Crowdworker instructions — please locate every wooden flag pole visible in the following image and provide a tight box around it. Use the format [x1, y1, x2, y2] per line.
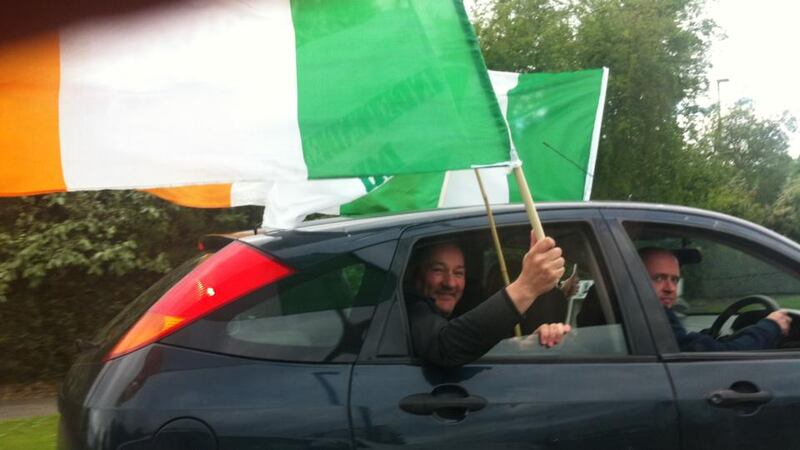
[473, 168, 522, 337]
[512, 165, 545, 241]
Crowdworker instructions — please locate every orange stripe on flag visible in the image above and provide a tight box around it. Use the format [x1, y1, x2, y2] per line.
[0, 32, 65, 196]
[144, 184, 233, 208]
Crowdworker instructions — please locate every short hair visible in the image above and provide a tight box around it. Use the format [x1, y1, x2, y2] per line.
[638, 247, 677, 263]
[638, 246, 702, 266]
[417, 242, 462, 265]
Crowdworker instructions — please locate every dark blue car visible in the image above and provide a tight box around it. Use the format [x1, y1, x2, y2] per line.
[58, 202, 800, 449]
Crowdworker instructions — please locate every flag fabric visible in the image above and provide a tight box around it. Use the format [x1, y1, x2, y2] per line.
[0, 0, 510, 197]
[144, 68, 609, 227]
[504, 68, 608, 202]
[343, 68, 609, 215]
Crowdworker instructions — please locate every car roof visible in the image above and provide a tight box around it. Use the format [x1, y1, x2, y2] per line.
[227, 201, 800, 254]
[278, 201, 757, 232]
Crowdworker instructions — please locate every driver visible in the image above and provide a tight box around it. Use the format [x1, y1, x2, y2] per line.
[640, 247, 791, 351]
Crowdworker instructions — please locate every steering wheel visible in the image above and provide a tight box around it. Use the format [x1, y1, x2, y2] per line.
[709, 295, 779, 338]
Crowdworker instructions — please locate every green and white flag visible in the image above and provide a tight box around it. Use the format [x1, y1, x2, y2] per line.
[0, 0, 509, 197]
[340, 68, 609, 215]
[170, 68, 608, 227]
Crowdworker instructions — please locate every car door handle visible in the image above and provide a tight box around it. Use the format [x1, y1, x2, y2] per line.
[399, 392, 487, 415]
[707, 389, 772, 407]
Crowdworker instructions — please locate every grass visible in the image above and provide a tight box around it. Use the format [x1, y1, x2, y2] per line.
[776, 295, 800, 310]
[0, 415, 58, 450]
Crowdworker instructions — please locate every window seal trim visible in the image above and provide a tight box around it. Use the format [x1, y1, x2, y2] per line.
[363, 354, 660, 365]
[661, 350, 800, 362]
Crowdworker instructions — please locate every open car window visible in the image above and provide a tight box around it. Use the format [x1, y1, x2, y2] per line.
[624, 222, 800, 351]
[403, 222, 630, 360]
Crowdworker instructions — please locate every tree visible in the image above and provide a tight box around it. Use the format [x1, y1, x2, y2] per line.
[473, 0, 579, 73]
[711, 99, 796, 205]
[474, 0, 716, 203]
[0, 191, 260, 381]
[0, 191, 260, 302]
[769, 169, 800, 242]
[572, 0, 714, 202]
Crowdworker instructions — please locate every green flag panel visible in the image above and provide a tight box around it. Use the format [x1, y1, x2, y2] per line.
[291, 0, 510, 178]
[508, 69, 606, 202]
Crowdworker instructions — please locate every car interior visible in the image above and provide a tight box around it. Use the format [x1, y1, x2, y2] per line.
[625, 222, 800, 349]
[403, 223, 630, 358]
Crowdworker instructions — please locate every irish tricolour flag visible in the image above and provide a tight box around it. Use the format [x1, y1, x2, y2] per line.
[145, 68, 609, 227]
[0, 1, 510, 197]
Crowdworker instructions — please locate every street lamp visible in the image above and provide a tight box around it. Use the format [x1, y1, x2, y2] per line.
[716, 78, 729, 114]
[715, 78, 729, 152]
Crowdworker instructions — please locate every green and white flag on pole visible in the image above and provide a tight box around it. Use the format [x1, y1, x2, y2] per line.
[0, 1, 509, 198]
[168, 67, 609, 227]
[339, 68, 609, 215]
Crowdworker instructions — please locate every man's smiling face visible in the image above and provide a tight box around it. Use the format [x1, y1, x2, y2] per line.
[416, 244, 465, 317]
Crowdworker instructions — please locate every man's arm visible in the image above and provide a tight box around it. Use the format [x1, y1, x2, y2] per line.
[667, 308, 789, 352]
[409, 233, 567, 366]
[407, 289, 521, 367]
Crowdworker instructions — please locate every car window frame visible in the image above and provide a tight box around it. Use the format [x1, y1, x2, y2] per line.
[358, 207, 661, 365]
[603, 207, 800, 361]
[163, 241, 398, 364]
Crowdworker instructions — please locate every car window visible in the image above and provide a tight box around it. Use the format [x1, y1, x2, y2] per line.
[401, 222, 630, 360]
[624, 222, 800, 349]
[163, 251, 389, 363]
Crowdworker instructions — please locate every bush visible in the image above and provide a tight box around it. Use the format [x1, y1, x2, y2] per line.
[0, 191, 261, 382]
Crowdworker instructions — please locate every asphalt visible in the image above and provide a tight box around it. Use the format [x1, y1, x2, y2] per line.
[0, 397, 58, 420]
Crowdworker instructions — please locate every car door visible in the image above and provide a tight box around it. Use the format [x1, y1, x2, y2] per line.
[151, 241, 397, 449]
[350, 208, 680, 449]
[604, 207, 800, 450]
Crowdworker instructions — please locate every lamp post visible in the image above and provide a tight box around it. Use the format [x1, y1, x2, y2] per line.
[715, 78, 729, 152]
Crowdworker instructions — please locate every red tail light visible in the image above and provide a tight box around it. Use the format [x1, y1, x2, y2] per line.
[105, 242, 294, 361]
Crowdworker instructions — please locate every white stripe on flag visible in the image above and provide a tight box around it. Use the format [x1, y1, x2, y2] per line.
[231, 181, 273, 208]
[58, 0, 306, 190]
[262, 178, 367, 229]
[438, 167, 510, 208]
[436, 70, 520, 209]
[584, 67, 609, 200]
[488, 71, 520, 122]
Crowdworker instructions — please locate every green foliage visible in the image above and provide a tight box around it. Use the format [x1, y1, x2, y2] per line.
[683, 100, 797, 229]
[769, 173, 800, 242]
[714, 99, 796, 204]
[575, 0, 714, 202]
[0, 191, 260, 381]
[473, 0, 580, 72]
[0, 191, 259, 302]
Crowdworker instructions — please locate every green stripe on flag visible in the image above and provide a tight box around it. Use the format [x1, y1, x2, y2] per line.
[341, 172, 444, 215]
[290, 0, 510, 178]
[339, 68, 608, 215]
[507, 69, 606, 202]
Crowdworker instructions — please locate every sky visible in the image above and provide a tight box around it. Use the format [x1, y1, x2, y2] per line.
[704, 0, 800, 157]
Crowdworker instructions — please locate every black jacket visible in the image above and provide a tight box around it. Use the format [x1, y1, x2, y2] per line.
[666, 308, 781, 351]
[406, 289, 522, 367]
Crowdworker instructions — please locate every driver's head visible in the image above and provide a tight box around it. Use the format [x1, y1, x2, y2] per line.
[414, 243, 465, 317]
[639, 248, 681, 308]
